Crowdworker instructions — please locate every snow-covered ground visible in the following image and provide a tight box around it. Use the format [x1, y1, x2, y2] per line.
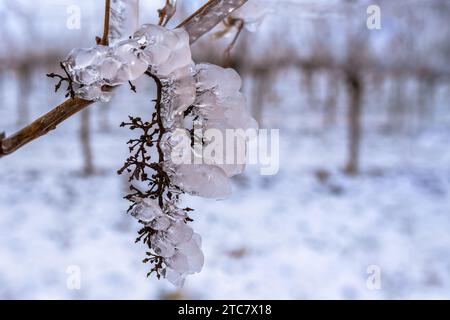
[0, 68, 449, 299]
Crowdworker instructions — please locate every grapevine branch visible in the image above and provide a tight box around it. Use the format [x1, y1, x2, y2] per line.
[223, 17, 245, 67]
[117, 72, 169, 209]
[98, 0, 111, 45]
[0, 0, 248, 158]
[158, 0, 177, 27]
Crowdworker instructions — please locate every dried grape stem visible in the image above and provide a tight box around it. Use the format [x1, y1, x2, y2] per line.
[146, 72, 166, 161]
[146, 71, 167, 208]
[118, 73, 172, 279]
[223, 17, 244, 67]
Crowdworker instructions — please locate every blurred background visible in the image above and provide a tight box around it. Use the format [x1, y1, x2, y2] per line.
[0, 0, 449, 299]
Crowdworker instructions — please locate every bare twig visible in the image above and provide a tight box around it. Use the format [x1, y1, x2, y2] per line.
[177, 0, 248, 44]
[46, 62, 76, 98]
[0, 0, 248, 158]
[223, 17, 244, 67]
[158, 0, 177, 26]
[101, 0, 111, 45]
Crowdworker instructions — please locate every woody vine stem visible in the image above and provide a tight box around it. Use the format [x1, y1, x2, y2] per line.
[0, 0, 249, 157]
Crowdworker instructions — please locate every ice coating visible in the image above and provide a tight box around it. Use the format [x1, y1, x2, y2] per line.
[160, 61, 258, 186]
[109, 0, 140, 45]
[172, 162, 232, 199]
[163, 230, 205, 286]
[130, 206, 204, 287]
[230, 0, 270, 32]
[195, 63, 242, 95]
[129, 198, 163, 222]
[63, 24, 195, 103]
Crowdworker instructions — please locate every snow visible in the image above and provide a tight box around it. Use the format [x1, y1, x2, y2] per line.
[0, 69, 449, 298]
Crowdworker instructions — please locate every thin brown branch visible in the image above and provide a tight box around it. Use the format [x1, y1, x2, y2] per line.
[177, 0, 248, 44]
[145, 71, 166, 208]
[158, 0, 177, 27]
[146, 72, 166, 162]
[101, 0, 111, 45]
[223, 17, 244, 67]
[0, 0, 248, 158]
[0, 98, 91, 156]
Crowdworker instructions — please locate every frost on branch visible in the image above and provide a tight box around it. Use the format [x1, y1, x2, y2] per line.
[55, 23, 257, 287]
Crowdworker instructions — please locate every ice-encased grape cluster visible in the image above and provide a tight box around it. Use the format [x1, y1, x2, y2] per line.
[62, 23, 257, 286]
[130, 198, 204, 287]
